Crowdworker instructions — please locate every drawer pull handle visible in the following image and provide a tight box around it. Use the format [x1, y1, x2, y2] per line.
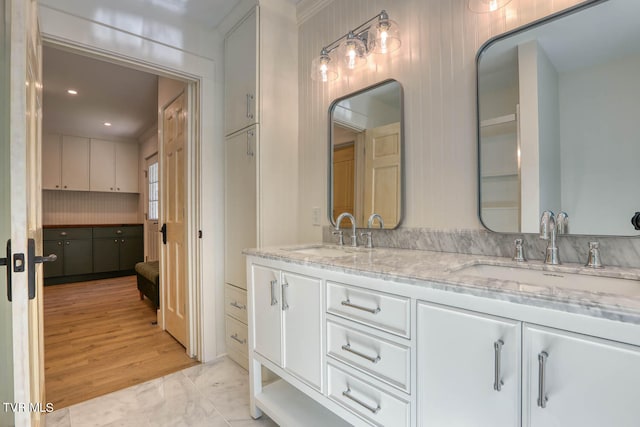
[270, 279, 278, 306]
[537, 351, 549, 408]
[342, 388, 380, 414]
[281, 282, 289, 311]
[494, 340, 504, 392]
[230, 333, 246, 344]
[230, 301, 246, 310]
[341, 344, 380, 364]
[341, 299, 380, 314]
[60, 232, 67, 236]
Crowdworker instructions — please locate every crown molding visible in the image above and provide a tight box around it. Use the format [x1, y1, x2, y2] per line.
[296, 0, 334, 25]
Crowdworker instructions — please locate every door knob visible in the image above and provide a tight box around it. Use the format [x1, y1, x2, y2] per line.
[0, 239, 56, 301]
[160, 224, 167, 245]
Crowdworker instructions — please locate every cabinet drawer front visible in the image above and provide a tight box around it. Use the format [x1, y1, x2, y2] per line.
[328, 364, 409, 427]
[43, 227, 92, 241]
[327, 321, 410, 392]
[225, 315, 248, 357]
[93, 226, 142, 238]
[327, 282, 410, 337]
[225, 284, 248, 324]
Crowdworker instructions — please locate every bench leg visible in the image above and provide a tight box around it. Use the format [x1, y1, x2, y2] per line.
[139, 290, 144, 300]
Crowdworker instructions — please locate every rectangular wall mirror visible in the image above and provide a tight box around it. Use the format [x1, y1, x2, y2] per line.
[329, 79, 404, 229]
[477, 0, 640, 236]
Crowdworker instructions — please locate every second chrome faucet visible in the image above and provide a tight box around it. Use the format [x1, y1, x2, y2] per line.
[334, 212, 384, 248]
[539, 210, 568, 265]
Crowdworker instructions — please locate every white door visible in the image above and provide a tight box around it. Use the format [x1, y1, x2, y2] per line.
[250, 264, 281, 365]
[224, 127, 257, 290]
[161, 92, 188, 346]
[417, 302, 521, 427]
[1, 1, 45, 426]
[363, 122, 401, 227]
[282, 272, 322, 390]
[524, 324, 640, 427]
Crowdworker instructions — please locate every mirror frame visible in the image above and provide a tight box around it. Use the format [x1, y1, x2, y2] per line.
[475, 0, 617, 235]
[328, 79, 405, 228]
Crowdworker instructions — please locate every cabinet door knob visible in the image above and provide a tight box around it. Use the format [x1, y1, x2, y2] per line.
[64, 185, 67, 189]
[55, 185, 59, 188]
[65, 241, 70, 245]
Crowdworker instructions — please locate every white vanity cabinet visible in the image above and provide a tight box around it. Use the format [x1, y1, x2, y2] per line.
[250, 264, 323, 390]
[523, 324, 640, 427]
[416, 302, 521, 427]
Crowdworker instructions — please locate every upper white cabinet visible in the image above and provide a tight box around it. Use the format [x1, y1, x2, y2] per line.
[42, 134, 90, 191]
[523, 324, 640, 427]
[224, 9, 257, 136]
[90, 139, 139, 193]
[417, 302, 521, 427]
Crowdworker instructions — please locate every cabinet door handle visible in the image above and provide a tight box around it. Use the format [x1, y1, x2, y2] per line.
[342, 388, 380, 414]
[341, 343, 380, 364]
[57, 241, 62, 246]
[114, 239, 118, 243]
[537, 351, 549, 408]
[246, 93, 254, 119]
[230, 333, 246, 344]
[341, 298, 380, 314]
[65, 241, 70, 245]
[281, 282, 289, 311]
[230, 301, 246, 310]
[246, 130, 255, 157]
[494, 340, 504, 391]
[269, 279, 278, 306]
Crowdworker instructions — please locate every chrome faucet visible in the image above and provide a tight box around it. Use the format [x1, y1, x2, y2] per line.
[360, 213, 384, 248]
[335, 212, 358, 247]
[539, 210, 568, 265]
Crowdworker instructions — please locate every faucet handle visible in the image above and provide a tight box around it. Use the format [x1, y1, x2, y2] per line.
[512, 239, 526, 262]
[585, 241, 604, 269]
[332, 230, 344, 246]
[556, 211, 569, 234]
[360, 231, 373, 249]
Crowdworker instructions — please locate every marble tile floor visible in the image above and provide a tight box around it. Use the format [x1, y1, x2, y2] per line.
[45, 357, 278, 427]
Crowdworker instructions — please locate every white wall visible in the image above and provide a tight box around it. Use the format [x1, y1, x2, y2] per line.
[297, 0, 583, 242]
[559, 54, 640, 235]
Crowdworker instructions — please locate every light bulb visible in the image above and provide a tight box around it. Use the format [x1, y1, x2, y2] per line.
[379, 29, 389, 54]
[320, 61, 329, 82]
[489, 0, 498, 11]
[346, 42, 357, 69]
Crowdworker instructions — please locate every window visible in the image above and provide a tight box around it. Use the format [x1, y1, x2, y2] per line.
[148, 161, 159, 221]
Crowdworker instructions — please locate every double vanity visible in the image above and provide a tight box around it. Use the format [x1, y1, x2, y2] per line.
[244, 244, 640, 427]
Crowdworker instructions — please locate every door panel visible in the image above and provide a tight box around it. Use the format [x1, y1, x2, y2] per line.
[93, 238, 120, 273]
[119, 237, 143, 271]
[63, 239, 93, 276]
[251, 265, 281, 365]
[162, 92, 187, 347]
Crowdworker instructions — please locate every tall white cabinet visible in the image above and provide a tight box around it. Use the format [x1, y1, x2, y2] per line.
[223, 1, 298, 370]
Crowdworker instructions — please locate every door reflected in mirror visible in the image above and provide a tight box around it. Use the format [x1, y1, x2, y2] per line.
[329, 80, 403, 229]
[477, 0, 640, 236]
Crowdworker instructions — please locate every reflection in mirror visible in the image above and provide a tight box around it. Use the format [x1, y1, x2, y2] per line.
[477, 0, 640, 236]
[329, 80, 403, 229]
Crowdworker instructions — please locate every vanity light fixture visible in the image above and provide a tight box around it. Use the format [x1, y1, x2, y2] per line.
[310, 10, 401, 82]
[468, 0, 513, 13]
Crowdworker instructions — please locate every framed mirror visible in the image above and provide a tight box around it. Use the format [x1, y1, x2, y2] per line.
[477, 0, 640, 236]
[329, 79, 404, 229]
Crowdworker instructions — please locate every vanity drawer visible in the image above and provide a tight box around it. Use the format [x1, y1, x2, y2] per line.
[43, 227, 92, 241]
[327, 282, 410, 337]
[327, 320, 410, 392]
[327, 363, 409, 427]
[225, 283, 248, 324]
[225, 315, 248, 361]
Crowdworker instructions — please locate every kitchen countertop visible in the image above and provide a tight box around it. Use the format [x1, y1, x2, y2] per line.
[244, 244, 640, 325]
[43, 224, 143, 228]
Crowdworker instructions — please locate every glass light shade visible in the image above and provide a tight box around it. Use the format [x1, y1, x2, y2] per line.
[311, 53, 338, 82]
[468, 0, 513, 13]
[337, 34, 367, 70]
[369, 18, 401, 54]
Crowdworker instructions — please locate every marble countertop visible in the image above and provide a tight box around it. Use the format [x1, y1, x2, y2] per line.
[244, 244, 640, 325]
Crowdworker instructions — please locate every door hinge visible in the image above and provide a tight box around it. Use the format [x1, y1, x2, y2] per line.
[198, 230, 203, 239]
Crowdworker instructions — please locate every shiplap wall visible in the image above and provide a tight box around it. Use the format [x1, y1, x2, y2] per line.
[42, 190, 140, 225]
[297, 0, 582, 242]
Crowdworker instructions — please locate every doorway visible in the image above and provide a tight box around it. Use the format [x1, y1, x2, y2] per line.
[41, 44, 200, 408]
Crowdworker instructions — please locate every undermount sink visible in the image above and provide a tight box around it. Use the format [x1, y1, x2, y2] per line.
[457, 264, 640, 297]
[284, 245, 357, 258]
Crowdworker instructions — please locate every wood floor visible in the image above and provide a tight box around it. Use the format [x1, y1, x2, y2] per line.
[44, 276, 199, 409]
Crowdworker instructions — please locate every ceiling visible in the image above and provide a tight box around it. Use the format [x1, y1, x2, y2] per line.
[43, 45, 159, 141]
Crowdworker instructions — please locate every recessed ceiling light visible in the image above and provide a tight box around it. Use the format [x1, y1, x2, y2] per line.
[67, 89, 78, 95]
[104, 122, 112, 127]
